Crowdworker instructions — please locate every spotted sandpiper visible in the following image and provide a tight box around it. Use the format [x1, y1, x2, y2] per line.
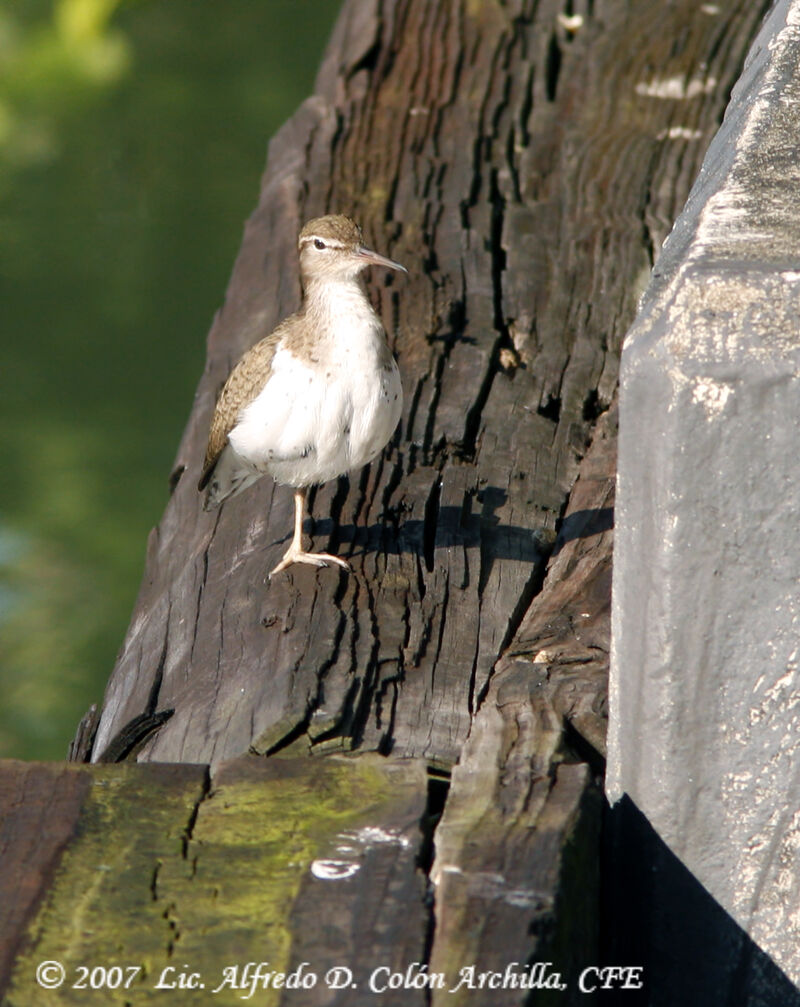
[198, 215, 406, 576]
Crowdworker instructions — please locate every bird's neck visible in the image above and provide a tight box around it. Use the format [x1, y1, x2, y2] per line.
[300, 275, 380, 341]
[302, 273, 369, 308]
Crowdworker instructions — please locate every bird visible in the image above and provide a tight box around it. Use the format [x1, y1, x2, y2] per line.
[198, 214, 406, 577]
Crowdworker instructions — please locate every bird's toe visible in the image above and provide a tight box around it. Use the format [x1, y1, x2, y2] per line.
[269, 549, 350, 577]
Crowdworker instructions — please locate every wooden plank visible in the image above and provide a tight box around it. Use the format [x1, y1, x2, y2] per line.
[1, 760, 207, 1004]
[2, 756, 429, 1007]
[266, 755, 431, 1007]
[431, 758, 599, 1007]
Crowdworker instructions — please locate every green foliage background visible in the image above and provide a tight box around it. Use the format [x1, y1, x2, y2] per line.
[0, 0, 340, 759]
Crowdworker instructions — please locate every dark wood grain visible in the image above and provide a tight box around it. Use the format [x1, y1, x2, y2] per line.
[83, 0, 766, 773]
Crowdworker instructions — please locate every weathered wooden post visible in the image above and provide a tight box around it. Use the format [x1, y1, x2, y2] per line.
[608, 0, 800, 1001]
[0, 1, 775, 1004]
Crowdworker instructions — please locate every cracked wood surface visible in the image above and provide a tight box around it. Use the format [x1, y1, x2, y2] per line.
[0, 760, 209, 1004]
[80, 0, 766, 772]
[0, 756, 429, 1007]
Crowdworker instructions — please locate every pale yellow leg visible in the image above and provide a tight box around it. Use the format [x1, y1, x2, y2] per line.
[269, 488, 351, 577]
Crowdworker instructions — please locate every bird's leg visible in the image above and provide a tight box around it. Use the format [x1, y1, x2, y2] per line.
[269, 487, 351, 577]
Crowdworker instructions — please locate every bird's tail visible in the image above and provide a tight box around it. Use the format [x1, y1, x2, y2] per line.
[200, 444, 260, 511]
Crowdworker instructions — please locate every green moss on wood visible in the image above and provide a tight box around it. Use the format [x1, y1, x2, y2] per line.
[5, 755, 424, 1007]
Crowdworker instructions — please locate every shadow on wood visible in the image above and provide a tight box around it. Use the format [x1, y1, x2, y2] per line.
[605, 795, 800, 1006]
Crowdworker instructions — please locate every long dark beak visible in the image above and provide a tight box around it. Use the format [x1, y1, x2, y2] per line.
[356, 245, 408, 274]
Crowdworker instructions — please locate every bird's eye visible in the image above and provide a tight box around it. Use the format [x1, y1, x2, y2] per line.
[314, 238, 326, 250]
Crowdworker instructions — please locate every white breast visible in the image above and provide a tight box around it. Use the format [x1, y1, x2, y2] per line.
[227, 287, 402, 488]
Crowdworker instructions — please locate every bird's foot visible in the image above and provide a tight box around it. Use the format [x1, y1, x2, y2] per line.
[269, 547, 351, 578]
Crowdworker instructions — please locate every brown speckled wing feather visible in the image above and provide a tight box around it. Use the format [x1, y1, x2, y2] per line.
[198, 323, 287, 489]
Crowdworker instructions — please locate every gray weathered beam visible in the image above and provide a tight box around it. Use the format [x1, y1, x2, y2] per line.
[609, 0, 800, 994]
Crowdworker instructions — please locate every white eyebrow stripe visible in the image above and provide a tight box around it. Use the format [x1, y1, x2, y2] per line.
[299, 235, 347, 249]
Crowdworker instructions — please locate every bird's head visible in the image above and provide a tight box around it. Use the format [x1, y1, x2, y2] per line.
[298, 215, 407, 284]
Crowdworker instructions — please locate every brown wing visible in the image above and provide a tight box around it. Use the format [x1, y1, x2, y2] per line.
[197, 324, 287, 490]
